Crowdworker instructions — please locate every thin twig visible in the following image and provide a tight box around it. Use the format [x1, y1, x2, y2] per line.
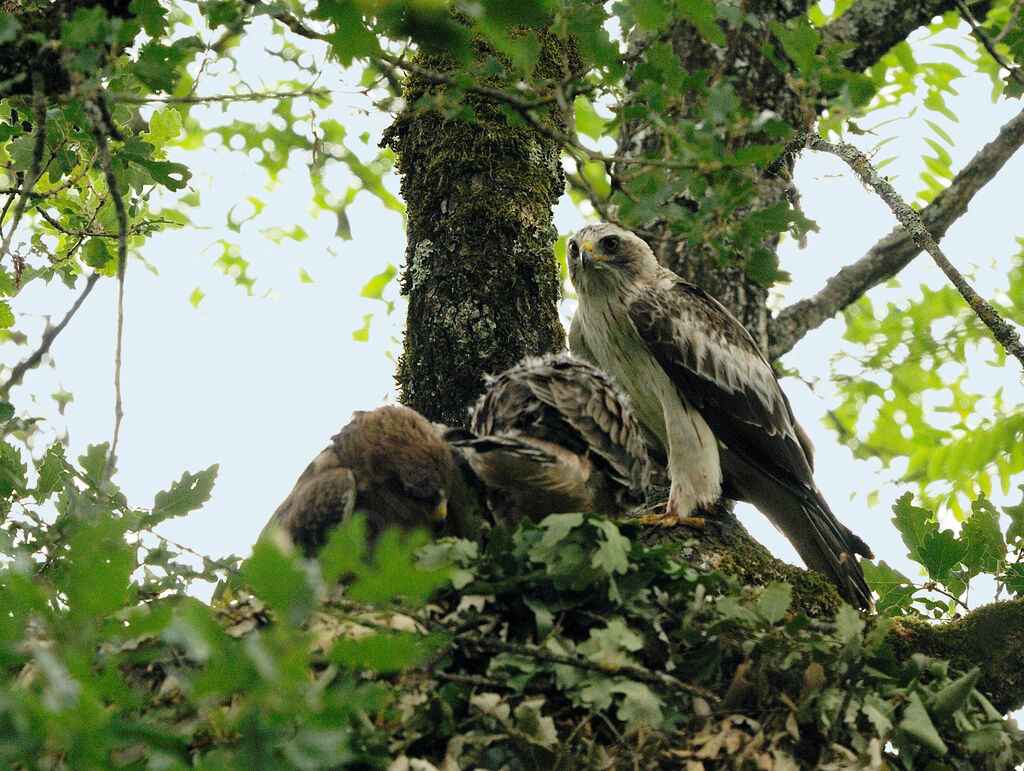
[84, 97, 128, 489]
[777, 132, 1024, 371]
[0, 273, 101, 398]
[0, 152, 98, 198]
[770, 106, 1024, 360]
[0, 78, 47, 264]
[108, 87, 331, 105]
[920, 580, 972, 613]
[433, 671, 511, 689]
[954, 0, 1024, 87]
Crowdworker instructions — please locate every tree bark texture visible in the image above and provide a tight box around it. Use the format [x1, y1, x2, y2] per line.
[383, 37, 574, 426]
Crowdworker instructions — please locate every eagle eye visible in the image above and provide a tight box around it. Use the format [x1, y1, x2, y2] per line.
[599, 235, 621, 253]
[567, 241, 579, 260]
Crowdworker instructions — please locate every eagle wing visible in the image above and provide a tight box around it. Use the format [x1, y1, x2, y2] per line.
[628, 275, 873, 607]
[627, 275, 813, 488]
[472, 353, 649, 502]
[260, 444, 357, 556]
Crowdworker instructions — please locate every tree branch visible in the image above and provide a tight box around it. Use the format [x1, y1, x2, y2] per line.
[954, 0, 1024, 87]
[888, 599, 1024, 713]
[781, 132, 1024, 369]
[770, 106, 1024, 359]
[821, 0, 993, 74]
[84, 97, 127, 490]
[0, 77, 46, 265]
[0, 273, 100, 398]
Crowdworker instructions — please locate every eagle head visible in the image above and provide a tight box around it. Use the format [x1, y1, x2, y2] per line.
[336, 405, 454, 526]
[567, 223, 658, 293]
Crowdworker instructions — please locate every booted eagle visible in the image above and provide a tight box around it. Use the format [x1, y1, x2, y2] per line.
[448, 353, 650, 529]
[261, 405, 468, 554]
[567, 223, 874, 608]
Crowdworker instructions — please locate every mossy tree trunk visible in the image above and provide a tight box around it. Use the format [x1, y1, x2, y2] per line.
[383, 37, 575, 426]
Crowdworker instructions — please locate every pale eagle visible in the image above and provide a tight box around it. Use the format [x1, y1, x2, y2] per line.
[447, 353, 650, 529]
[567, 222, 874, 608]
[260, 405, 463, 554]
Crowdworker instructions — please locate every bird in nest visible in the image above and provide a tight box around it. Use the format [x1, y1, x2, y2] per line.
[566, 222, 874, 609]
[446, 352, 651, 531]
[260, 404, 482, 555]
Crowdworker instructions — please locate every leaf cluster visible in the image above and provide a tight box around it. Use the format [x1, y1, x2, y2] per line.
[869, 488, 1024, 617]
[0, 429, 451, 767]
[833, 241, 1024, 517]
[2, 423, 1023, 768]
[389, 515, 1024, 768]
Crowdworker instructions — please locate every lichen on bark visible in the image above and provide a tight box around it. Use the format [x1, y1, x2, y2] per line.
[382, 32, 577, 426]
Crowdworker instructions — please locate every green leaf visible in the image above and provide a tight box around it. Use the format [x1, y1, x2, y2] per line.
[756, 582, 792, 624]
[242, 539, 323, 627]
[916, 528, 966, 582]
[145, 108, 183, 145]
[319, 513, 368, 585]
[530, 513, 585, 563]
[891, 493, 937, 564]
[862, 560, 916, 614]
[62, 6, 112, 49]
[631, 0, 672, 30]
[0, 441, 28, 498]
[897, 691, 948, 757]
[574, 97, 608, 140]
[0, 401, 13, 422]
[591, 519, 630, 576]
[347, 527, 450, 606]
[771, 18, 820, 75]
[1004, 486, 1024, 546]
[926, 667, 980, 720]
[612, 680, 664, 729]
[83, 238, 114, 272]
[148, 465, 218, 522]
[129, 0, 169, 36]
[513, 698, 558, 747]
[330, 631, 441, 674]
[352, 313, 373, 342]
[677, 0, 726, 46]
[0, 14, 20, 45]
[316, 0, 381, 66]
[0, 300, 15, 329]
[1003, 562, 1024, 597]
[34, 444, 67, 502]
[64, 516, 135, 618]
[359, 264, 397, 301]
[833, 603, 864, 642]
[961, 496, 1006, 575]
[578, 618, 643, 664]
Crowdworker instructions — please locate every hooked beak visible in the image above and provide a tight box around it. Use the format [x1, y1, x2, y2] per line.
[432, 492, 448, 522]
[580, 240, 608, 268]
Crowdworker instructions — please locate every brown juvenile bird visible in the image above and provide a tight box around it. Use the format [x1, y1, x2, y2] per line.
[448, 353, 650, 529]
[260, 405, 469, 555]
[566, 222, 874, 609]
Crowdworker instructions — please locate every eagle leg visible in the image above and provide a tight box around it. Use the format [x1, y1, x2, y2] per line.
[633, 500, 707, 529]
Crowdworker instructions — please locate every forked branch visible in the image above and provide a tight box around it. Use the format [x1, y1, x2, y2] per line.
[770, 122, 1024, 366]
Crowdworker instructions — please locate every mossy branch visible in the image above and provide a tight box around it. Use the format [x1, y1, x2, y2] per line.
[887, 599, 1024, 713]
